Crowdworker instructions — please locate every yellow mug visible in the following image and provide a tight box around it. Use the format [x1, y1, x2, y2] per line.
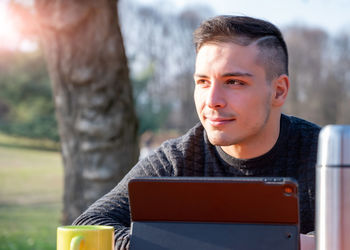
[57, 225, 114, 250]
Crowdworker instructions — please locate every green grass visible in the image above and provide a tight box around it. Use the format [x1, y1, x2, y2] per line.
[0, 204, 61, 250]
[0, 144, 63, 250]
[0, 132, 60, 152]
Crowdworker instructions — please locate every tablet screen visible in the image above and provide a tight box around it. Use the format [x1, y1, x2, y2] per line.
[128, 177, 299, 225]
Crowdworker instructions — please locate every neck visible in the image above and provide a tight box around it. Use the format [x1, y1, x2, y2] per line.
[221, 113, 281, 159]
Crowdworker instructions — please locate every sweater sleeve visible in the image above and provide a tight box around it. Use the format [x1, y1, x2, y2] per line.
[72, 146, 175, 249]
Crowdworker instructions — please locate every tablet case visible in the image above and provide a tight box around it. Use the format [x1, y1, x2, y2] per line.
[128, 177, 299, 250]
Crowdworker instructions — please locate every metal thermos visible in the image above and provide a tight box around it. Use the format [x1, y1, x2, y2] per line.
[316, 125, 350, 250]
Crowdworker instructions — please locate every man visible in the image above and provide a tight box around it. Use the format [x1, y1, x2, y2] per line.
[74, 15, 319, 249]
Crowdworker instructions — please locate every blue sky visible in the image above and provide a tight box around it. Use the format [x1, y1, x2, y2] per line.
[136, 0, 350, 35]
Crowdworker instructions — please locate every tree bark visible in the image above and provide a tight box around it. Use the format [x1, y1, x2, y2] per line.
[35, 0, 139, 224]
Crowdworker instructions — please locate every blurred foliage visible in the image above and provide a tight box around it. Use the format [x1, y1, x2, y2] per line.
[120, 2, 210, 133]
[0, 46, 173, 141]
[132, 64, 171, 134]
[0, 46, 172, 140]
[0, 49, 59, 141]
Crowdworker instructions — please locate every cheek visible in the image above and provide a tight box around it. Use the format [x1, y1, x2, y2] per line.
[226, 94, 249, 113]
[194, 88, 204, 111]
[230, 90, 270, 117]
[244, 92, 272, 122]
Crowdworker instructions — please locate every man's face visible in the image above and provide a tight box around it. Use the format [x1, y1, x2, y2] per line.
[194, 42, 275, 147]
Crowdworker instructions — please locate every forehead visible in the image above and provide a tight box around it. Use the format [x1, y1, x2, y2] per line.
[195, 42, 264, 76]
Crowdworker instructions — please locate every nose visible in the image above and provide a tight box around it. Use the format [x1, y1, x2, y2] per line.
[205, 82, 226, 109]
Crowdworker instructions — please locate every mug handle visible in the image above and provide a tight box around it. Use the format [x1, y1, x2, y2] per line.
[70, 235, 84, 250]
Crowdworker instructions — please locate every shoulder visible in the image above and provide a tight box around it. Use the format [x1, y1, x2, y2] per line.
[149, 123, 208, 176]
[139, 123, 205, 169]
[281, 114, 321, 162]
[281, 114, 320, 167]
[282, 114, 321, 137]
[160, 122, 205, 155]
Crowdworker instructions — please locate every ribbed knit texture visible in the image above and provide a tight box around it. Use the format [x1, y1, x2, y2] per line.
[73, 114, 320, 249]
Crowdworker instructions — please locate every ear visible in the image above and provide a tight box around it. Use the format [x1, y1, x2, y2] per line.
[271, 74, 289, 107]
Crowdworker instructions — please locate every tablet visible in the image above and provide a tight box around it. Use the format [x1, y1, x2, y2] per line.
[129, 177, 299, 224]
[129, 177, 299, 250]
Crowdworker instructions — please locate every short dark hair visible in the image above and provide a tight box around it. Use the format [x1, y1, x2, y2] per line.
[193, 15, 289, 80]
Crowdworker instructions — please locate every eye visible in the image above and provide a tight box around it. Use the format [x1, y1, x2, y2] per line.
[226, 79, 245, 86]
[196, 79, 210, 86]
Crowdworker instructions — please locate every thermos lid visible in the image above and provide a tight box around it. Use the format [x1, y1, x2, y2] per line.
[317, 125, 350, 166]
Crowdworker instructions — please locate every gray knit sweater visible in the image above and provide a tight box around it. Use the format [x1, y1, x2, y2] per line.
[73, 114, 320, 249]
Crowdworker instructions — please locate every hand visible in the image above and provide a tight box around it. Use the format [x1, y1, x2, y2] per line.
[300, 233, 315, 250]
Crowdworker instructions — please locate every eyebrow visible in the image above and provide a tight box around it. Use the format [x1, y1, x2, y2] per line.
[194, 72, 254, 78]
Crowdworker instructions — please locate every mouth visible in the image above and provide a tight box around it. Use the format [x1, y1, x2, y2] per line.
[205, 117, 236, 127]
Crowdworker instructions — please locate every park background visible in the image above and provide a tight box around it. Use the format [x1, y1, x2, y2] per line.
[0, 0, 349, 249]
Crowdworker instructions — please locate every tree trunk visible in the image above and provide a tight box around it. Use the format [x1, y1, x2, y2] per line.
[35, 0, 139, 224]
